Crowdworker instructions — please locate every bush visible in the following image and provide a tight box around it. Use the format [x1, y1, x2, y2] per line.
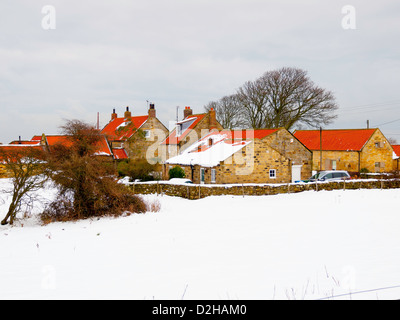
[169, 166, 185, 179]
[41, 120, 148, 223]
[117, 159, 160, 181]
[40, 186, 148, 224]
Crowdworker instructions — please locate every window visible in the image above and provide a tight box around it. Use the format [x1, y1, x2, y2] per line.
[200, 168, 205, 184]
[333, 172, 344, 178]
[176, 118, 196, 137]
[143, 130, 151, 139]
[269, 169, 276, 179]
[211, 169, 216, 183]
[331, 160, 337, 170]
[324, 173, 334, 179]
[375, 141, 385, 148]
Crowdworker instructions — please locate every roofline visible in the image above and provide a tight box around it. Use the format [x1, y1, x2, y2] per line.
[293, 128, 378, 132]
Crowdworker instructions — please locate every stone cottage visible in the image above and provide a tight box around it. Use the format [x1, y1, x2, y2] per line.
[160, 107, 224, 161]
[294, 128, 394, 173]
[101, 104, 169, 163]
[164, 128, 312, 184]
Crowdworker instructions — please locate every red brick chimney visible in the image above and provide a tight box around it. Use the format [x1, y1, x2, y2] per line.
[111, 108, 118, 121]
[183, 106, 193, 119]
[124, 106, 132, 121]
[148, 103, 156, 118]
[209, 107, 217, 129]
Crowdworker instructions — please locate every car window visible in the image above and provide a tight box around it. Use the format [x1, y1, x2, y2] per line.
[324, 173, 334, 179]
[333, 172, 343, 178]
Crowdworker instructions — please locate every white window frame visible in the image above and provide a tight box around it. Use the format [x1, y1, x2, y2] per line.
[211, 169, 216, 183]
[143, 130, 151, 139]
[200, 168, 205, 184]
[269, 169, 277, 179]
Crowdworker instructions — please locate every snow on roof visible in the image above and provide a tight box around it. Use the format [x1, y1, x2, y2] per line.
[392, 145, 400, 159]
[165, 131, 252, 167]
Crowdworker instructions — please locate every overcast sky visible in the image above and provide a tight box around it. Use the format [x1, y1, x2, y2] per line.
[1, 0, 400, 144]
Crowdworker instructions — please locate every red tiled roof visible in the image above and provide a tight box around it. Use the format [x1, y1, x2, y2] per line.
[230, 129, 279, 140]
[112, 148, 128, 160]
[163, 114, 206, 145]
[294, 129, 376, 151]
[9, 140, 40, 145]
[392, 145, 400, 158]
[101, 116, 149, 141]
[44, 135, 112, 156]
[0, 145, 45, 162]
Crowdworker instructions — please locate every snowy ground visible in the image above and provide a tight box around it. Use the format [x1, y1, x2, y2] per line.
[1, 178, 400, 300]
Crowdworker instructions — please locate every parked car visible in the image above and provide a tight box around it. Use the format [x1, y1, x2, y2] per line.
[308, 170, 351, 182]
[168, 178, 193, 184]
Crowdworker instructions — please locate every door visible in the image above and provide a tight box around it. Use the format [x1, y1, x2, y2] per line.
[291, 165, 303, 183]
[200, 168, 205, 184]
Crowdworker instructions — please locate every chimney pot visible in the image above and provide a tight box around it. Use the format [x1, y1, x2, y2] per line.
[124, 106, 132, 120]
[111, 108, 118, 120]
[183, 106, 193, 119]
[209, 107, 217, 129]
[149, 103, 156, 118]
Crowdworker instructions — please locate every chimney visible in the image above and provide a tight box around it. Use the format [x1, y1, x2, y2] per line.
[209, 107, 217, 129]
[111, 108, 117, 121]
[183, 106, 193, 119]
[148, 103, 156, 118]
[208, 138, 213, 147]
[124, 106, 132, 121]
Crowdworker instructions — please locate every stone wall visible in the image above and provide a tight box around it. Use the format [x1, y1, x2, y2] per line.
[129, 179, 400, 200]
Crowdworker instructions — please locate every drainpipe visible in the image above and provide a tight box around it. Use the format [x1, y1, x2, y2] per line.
[320, 127, 323, 171]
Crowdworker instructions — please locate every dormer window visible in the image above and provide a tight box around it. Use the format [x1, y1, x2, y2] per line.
[176, 118, 195, 138]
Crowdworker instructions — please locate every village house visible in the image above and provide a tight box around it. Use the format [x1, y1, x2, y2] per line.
[294, 128, 394, 173]
[164, 128, 312, 184]
[160, 107, 224, 161]
[101, 104, 169, 163]
[392, 145, 400, 172]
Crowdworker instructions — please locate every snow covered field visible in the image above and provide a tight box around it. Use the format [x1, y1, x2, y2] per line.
[1, 178, 400, 300]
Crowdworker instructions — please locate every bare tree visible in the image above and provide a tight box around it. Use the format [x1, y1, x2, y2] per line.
[205, 94, 246, 129]
[0, 147, 48, 225]
[207, 67, 338, 130]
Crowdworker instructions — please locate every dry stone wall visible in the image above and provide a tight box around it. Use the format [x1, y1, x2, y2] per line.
[129, 179, 400, 200]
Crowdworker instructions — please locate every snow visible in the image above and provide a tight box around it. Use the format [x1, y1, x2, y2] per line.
[1, 178, 400, 300]
[166, 132, 252, 167]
